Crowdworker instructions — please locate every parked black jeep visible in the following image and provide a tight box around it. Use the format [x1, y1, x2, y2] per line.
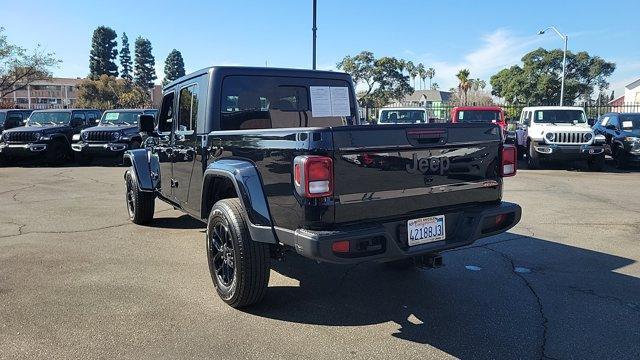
[593, 112, 640, 168]
[124, 66, 521, 308]
[72, 109, 158, 165]
[0, 109, 33, 132]
[0, 109, 100, 165]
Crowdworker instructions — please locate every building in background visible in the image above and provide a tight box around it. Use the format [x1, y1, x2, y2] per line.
[0, 77, 162, 110]
[388, 90, 453, 119]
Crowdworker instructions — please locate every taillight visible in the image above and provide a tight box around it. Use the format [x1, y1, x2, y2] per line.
[293, 155, 333, 198]
[501, 145, 517, 177]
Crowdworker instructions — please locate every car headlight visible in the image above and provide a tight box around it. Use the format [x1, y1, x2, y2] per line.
[544, 132, 555, 142]
[625, 137, 639, 143]
[82, 131, 89, 140]
[72, 134, 81, 141]
[584, 132, 593, 142]
[112, 131, 122, 141]
[33, 132, 42, 141]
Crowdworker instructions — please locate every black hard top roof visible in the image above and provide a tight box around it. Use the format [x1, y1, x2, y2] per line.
[163, 66, 351, 90]
[31, 109, 101, 113]
[103, 108, 157, 112]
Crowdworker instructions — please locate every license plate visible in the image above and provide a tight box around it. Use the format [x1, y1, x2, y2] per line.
[407, 215, 446, 246]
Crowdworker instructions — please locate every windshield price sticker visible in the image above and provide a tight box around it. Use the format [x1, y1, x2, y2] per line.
[104, 113, 119, 121]
[622, 121, 633, 129]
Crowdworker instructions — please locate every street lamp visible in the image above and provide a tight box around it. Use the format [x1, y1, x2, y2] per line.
[312, 0, 317, 70]
[538, 26, 568, 106]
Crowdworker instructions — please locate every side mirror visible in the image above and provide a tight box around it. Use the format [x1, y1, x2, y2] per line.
[138, 114, 155, 134]
[4, 116, 22, 130]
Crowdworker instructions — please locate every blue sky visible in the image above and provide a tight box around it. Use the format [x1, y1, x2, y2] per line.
[4, 0, 639, 96]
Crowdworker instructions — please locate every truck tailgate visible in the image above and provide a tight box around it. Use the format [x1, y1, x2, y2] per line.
[331, 124, 503, 225]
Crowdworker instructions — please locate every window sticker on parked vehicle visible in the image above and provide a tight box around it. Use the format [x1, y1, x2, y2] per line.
[310, 86, 351, 117]
[538, 112, 544, 120]
[104, 113, 119, 121]
[600, 116, 609, 126]
[459, 111, 464, 119]
[622, 121, 633, 129]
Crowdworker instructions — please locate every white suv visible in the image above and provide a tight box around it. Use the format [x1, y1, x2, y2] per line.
[516, 106, 605, 170]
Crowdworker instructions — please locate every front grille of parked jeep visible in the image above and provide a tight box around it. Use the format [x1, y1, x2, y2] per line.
[549, 132, 590, 144]
[4, 131, 38, 143]
[85, 131, 114, 142]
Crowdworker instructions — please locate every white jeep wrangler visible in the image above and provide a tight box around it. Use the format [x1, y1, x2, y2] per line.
[516, 106, 605, 170]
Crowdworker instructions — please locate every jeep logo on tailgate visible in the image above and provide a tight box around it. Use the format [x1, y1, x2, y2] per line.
[406, 154, 450, 175]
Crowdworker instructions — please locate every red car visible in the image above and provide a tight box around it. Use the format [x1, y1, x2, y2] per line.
[450, 106, 507, 132]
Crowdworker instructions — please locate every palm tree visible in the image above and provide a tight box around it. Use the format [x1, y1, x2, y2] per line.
[405, 61, 417, 89]
[416, 63, 426, 90]
[426, 67, 435, 89]
[472, 78, 486, 91]
[431, 82, 439, 90]
[456, 69, 472, 105]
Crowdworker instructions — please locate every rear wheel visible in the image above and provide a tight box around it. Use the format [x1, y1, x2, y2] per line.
[46, 140, 68, 166]
[206, 198, 270, 308]
[124, 169, 155, 224]
[526, 141, 541, 169]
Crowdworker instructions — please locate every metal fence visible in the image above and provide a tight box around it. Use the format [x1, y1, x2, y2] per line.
[362, 103, 640, 123]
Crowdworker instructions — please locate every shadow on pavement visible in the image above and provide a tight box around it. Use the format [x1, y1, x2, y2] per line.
[246, 233, 640, 359]
[147, 215, 205, 229]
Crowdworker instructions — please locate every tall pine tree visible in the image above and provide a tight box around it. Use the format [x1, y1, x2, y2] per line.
[134, 37, 156, 89]
[163, 49, 185, 85]
[119, 32, 132, 82]
[89, 26, 118, 79]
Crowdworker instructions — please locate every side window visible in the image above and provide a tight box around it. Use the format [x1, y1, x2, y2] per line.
[609, 116, 619, 129]
[73, 112, 86, 120]
[158, 92, 175, 133]
[177, 84, 199, 133]
[523, 111, 531, 126]
[86, 111, 98, 125]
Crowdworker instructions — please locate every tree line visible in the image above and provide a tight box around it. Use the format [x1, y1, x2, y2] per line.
[338, 48, 616, 110]
[79, 26, 186, 109]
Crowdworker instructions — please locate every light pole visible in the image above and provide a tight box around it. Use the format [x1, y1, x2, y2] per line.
[312, 0, 317, 70]
[538, 26, 567, 106]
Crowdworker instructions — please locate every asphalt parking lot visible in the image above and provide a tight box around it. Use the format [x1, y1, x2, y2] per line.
[1, 161, 639, 360]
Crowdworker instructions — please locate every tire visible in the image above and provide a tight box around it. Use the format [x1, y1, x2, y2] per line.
[384, 258, 416, 270]
[614, 147, 628, 169]
[77, 154, 92, 166]
[526, 141, 541, 169]
[46, 140, 68, 166]
[517, 145, 526, 160]
[206, 198, 270, 308]
[124, 169, 155, 224]
[587, 155, 605, 172]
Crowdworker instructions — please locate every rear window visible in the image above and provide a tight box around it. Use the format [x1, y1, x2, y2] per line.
[379, 110, 425, 124]
[220, 75, 355, 130]
[457, 110, 500, 123]
[0, 112, 6, 124]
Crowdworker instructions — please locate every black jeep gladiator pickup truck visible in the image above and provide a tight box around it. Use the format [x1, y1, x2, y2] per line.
[124, 66, 521, 307]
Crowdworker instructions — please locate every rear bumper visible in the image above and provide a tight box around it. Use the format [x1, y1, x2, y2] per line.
[533, 142, 604, 161]
[0, 142, 48, 156]
[71, 142, 128, 155]
[275, 201, 522, 264]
